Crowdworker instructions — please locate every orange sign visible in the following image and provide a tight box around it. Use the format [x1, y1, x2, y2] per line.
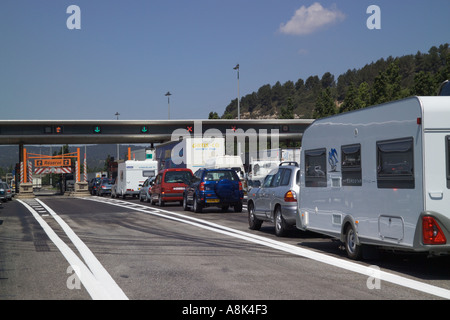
[35, 159, 71, 167]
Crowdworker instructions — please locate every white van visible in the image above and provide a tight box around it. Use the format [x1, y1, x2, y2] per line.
[297, 96, 450, 259]
[114, 160, 158, 198]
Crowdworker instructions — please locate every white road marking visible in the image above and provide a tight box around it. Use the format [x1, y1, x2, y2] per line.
[83, 196, 450, 300]
[18, 199, 128, 300]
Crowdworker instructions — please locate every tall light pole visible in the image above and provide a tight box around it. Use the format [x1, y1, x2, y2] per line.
[233, 64, 242, 160]
[165, 91, 172, 119]
[233, 64, 240, 120]
[115, 112, 120, 161]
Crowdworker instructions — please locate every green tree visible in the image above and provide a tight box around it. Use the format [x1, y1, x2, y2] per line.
[222, 113, 233, 119]
[385, 60, 402, 100]
[208, 111, 220, 119]
[313, 88, 336, 118]
[411, 71, 436, 96]
[371, 61, 403, 104]
[305, 75, 320, 92]
[279, 97, 295, 119]
[339, 83, 360, 113]
[321, 72, 335, 89]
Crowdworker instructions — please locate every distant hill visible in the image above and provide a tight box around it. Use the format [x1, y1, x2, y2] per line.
[215, 43, 449, 120]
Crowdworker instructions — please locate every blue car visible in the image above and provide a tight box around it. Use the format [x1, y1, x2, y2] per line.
[96, 178, 114, 196]
[183, 168, 244, 213]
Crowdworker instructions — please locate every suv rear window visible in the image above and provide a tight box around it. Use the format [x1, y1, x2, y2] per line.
[164, 171, 192, 183]
[204, 170, 238, 181]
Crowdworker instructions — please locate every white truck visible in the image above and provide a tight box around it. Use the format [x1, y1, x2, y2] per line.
[298, 96, 450, 259]
[155, 137, 225, 174]
[204, 155, 245, 179]
[113, 160, 158, 198]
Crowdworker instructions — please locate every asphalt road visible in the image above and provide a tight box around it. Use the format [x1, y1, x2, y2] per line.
[1, 194, 450, 304]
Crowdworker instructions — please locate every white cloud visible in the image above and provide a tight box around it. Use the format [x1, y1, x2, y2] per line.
[279, 2, 346, 35]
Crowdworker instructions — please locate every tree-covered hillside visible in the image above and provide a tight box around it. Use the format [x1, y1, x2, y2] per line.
[214, 43, 449, 120]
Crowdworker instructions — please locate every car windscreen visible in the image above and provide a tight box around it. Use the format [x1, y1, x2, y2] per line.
[164, 171, 192, 183]
[204, 170, 238, 181]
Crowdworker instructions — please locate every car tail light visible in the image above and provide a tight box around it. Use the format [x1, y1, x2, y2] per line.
[199, 182, 205, 191]
[284, 190, 297, 202]
[238, 181, 242, 191]
[423, 216, 446, 245]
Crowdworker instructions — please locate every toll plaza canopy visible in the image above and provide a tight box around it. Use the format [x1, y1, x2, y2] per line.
[0, 119, 313, 145]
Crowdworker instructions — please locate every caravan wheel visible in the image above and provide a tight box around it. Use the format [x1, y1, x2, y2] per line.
[344, 225, 362, 260]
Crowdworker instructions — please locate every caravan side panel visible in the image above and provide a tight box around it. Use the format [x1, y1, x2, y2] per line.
[299, 97, 425, 250]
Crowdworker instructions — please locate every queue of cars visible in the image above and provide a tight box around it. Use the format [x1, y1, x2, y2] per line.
[90, 162, 299, 238]
[88, 177, 114, 196]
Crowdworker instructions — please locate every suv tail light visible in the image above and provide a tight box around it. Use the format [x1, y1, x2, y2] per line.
[238, 181, 242, 191]
[199, 182, 205, 191]
[423, 216, 446, 245]
[284, 190, 297, 202]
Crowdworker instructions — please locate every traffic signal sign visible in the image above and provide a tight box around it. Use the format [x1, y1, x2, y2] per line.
[93, 126, 102, 134]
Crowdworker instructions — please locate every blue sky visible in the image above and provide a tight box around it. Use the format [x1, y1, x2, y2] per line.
[1, 0, 449, 120]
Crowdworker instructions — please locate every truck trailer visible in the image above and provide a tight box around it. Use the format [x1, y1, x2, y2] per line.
[155, 137, 225, 174]
[297, 96, 450, 259]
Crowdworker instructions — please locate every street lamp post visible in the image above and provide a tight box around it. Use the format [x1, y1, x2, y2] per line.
[115, 112, 120, 160]
[233, 64, 242, 160]
[165, 91, 172, 120]
[233, 64, 240, 120]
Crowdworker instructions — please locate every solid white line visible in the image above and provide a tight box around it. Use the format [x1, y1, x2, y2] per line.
[34, 199, 128, 300]
[82, 196, 450, 299]
[19, 200, 114, 299]
[19, 199, 128, 300]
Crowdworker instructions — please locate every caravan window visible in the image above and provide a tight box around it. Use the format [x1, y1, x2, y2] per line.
[341, 144, 362, 186]
[143, 170, 155, 177]
[305, 148, 327, 187]
[377, 137, 414, 189]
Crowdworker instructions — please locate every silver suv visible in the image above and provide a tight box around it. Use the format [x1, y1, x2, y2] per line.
[247, 162, 300, 236]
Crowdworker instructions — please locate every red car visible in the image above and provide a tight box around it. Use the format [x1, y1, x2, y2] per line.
[150, 168, 193, 206]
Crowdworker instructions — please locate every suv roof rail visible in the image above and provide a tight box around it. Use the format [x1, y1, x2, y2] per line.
[279, 161, 299, 167]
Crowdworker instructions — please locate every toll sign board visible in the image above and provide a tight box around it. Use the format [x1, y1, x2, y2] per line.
[35, 159, 71, 167]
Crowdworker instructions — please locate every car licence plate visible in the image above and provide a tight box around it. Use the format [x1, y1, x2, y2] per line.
[173, 187, 185, 190]
[206, 199, 220, 203]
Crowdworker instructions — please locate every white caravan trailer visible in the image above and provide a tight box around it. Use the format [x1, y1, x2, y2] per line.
[297, 96, 450, 259]
[115, 160, 158, 198]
